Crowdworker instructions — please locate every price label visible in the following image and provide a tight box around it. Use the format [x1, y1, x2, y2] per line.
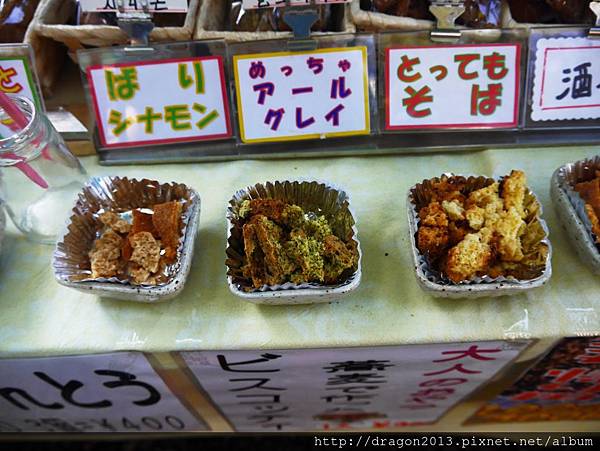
[80, 0, 189, 12]
[385, 44, 520, 130]
[242, 0, 350, 9]
[182, 341, 529, 431]
[0, 352, 206, 433]
[233, 47, 370, 143]
[86, 56, 232, 148]
[531, 37, 600, 122]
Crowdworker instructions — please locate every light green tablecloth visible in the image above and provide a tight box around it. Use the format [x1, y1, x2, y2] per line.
[1, 146, 600, 357]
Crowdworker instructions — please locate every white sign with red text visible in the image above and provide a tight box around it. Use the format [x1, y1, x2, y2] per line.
[242, 0, 350, 9]
[182, 341, 530, 432]
[531, 37, 600, 122]
[386, 44, 520, 130]
[86, 57, 231, 148]
[0, 352, 205, 433]
[233, 47, 370, 143]
[80, 0, 188, 12]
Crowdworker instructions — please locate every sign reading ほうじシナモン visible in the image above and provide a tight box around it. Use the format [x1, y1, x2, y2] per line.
[86, 57, 232, 148]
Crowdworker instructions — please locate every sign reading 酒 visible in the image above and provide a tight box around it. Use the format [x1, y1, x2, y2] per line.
[385, 44, 521, 130]
[233, 47, 370, 143]
[0, 352, 206, 433]
[242, 0, 350, 9]
[531, 37, 600, 122]
[80, 0, 189, 12]
[86, 57, 232, 148]
[181, 341, 529, 431]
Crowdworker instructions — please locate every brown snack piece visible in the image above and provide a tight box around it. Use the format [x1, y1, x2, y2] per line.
[129, 232, 161, 274]
[585, 204, 600, 242]
[418, 226, 449, 260]
[575, 178, 600, 217]
[153, 201, 182, 263]
[252, 215, 296, 285]
[442, 199, 465, 221]
[89, 230, 123, 278]
[419, 202, 449, 228]
[128, 264, 152, 285]
[494, 207, 526, 262]
[502, 170, 527, 219]
[132, 210, 157, 236]
[322, 234, 358, 283]
[99, 211, 131, 234]
[445, 233, 493, 282]
[248, 199, 287, 222]
[242, 219, 268, 288]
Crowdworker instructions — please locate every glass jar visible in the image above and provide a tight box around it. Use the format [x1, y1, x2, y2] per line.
[0, 96, 88, 244]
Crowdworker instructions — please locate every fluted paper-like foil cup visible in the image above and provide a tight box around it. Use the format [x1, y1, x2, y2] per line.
[552, 156, 600, 274]
[226, 180, 362, 305]
[52, 176, 201, 303]
[408, 173, 552, 299]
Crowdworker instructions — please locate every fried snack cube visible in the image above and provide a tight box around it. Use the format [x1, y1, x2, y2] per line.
[442, 200, 465, 221]
[502, 170, 527, 219]
[575, 178, 600, 217]
[153, 201, 182, 263]
[285, 228, 324, 283]
[129, 231, 161, 274]
[585, 203, 600, 242]
[248, 199, 286, 222]
[417, 226, 449, 259]
[89, 229, 123, 278]
[322, 234, 357, 284]
[445, 233, 492, 282]
[242, 220, 268, 288]
[466, 182, 500, 209]
[99, 211, 131, 234]
[132, 210, 157, 236]
[252, 215, 296, 285]
[495, 207, 526, 262]
[419, 202, 449, 228]
[128, 264, 153, 285]
[466, 205, 485, 230]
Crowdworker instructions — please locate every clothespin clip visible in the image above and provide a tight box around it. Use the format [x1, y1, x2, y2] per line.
[116, 0, 155, 46]
[429, 0, 465, 43]
[283, 0, 319, 51]
[589, 2, 600, 39]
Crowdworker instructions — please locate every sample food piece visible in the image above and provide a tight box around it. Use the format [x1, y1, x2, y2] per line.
[239, 198, 358, 289]
[88, 201, 184, 285]
[507, 0, 595, 24]
[229, 1, 332, 32]
[574, 173, 600, 243]
[415, 170, 546, 283]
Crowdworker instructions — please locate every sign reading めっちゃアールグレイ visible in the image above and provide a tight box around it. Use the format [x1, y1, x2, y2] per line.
[182, 341, 529, 431]
[0, 352, 206, 432]
[80, 0, 189, 12]
[531, 37, 600, 122]
[386, 44, 521, 130]
[233, 47, 370, 143]
[86, 57, 231, 148]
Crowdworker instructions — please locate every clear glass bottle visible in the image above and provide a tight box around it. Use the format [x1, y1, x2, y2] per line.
[0, 96, 88, 244]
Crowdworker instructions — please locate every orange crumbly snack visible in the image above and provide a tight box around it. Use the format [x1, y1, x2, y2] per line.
[89, 201, 184, 285]
[239, 198, 358, 289]
[575, 174, 600, 242]
[416, 170, 545, 283]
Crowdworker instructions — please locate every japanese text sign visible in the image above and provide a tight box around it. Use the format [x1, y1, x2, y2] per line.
[467, 337, 600, 424]
[0, 352, 206, 433]
[0, 56, 41, 109]
[385, 44, 521, 130]
[86, 56, 231, 148]
[531, 37, 600, 122]
[80, 0, 188, 12]
[233, 47, 370, 143]
[242, 0, 350, 9]
[181, 341, 528, 432]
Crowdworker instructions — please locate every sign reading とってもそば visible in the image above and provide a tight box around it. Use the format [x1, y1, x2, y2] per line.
[0, 352, 206, 433]
[182, 341, 529, 432]
[86, 57, 231, 148]
[385, 43, 521, 130]
[531, 36, 600, 122]
[233, 47, 370, 143]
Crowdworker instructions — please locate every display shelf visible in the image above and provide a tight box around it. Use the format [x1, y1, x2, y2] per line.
[1, 145, 599, 358]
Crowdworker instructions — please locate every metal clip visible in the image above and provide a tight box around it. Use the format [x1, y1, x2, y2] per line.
[590, 2, 600, 38]
[116, 0, 155, 46]
[283, 0, 319, 51]
[429, 0, 465, 43]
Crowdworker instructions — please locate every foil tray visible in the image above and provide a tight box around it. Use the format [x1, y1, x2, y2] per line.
[226, 180, 362, 305]
[407, 174, 553, 299]
[0, 206, 5, 255]
[551, 156, 600, 274]
[52, 176, 201, 303]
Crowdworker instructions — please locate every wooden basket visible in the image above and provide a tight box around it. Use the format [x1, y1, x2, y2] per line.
[35, 0, 199, 55]
[194, 0, 355, 42]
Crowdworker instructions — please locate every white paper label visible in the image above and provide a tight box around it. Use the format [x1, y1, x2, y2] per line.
[182, 341, 529, 431]
[386, 44, 520, 130]
[531, 37, 600, 122]
[0, 352, 206, 433]
[234, 47, 370, 143]
[80, 0, 188, 12]
[242, 0, 350, 9]
[0, 57, 40, 138]
[86, 57, 231, 148]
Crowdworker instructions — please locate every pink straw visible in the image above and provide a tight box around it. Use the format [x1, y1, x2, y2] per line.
[0, 92, 50, 189]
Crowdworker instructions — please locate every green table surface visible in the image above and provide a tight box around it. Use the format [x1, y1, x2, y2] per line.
[1, 146, 600, 358]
